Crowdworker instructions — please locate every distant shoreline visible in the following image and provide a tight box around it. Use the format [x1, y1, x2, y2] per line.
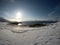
[6, 21, 58, 27]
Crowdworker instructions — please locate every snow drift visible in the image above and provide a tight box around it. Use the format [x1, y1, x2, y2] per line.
[0, 22, 60, 45]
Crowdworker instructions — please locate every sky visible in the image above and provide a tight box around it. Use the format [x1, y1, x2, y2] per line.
[0, 0, 60, 21]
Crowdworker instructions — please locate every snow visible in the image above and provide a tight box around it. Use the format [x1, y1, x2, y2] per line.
[0, 22, 60, 45]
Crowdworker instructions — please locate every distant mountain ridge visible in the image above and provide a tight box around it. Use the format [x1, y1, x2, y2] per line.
[0, 17, 9, 22]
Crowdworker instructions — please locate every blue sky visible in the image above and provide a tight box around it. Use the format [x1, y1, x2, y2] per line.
[0, 0, 60, 21]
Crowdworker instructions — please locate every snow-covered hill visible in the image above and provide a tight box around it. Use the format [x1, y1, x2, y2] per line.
[0, 22, 60, 45]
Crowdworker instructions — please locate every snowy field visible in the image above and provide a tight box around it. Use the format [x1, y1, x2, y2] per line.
[0, 22, 60, 45]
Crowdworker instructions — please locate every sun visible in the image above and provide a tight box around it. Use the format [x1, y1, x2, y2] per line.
[15, 12, 22, 22]
[16, 12, 22, 19]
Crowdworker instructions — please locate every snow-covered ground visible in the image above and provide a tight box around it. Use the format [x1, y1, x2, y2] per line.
[0, 22, 60, 45]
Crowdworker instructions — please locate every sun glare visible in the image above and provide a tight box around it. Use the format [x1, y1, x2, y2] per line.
[16, 12, 22, 19]
[15, 12, 22, 22]
[18, 23, 22, 26]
